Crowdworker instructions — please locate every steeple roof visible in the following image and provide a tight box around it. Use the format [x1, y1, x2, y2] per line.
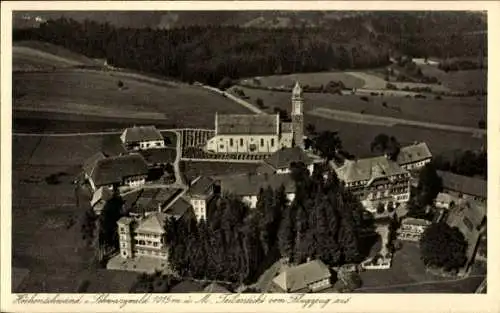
[292, 81, 303, 97]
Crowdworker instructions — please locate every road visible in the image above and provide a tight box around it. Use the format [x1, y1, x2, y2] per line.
[199, 84, 264, 114]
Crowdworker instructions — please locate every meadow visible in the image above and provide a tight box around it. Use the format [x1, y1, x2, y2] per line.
[13, 70, 251, 130]
[242, 71, 365, 89]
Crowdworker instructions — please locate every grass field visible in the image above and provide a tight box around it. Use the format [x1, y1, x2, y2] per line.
[234, 86, 485, 129]
[11, 135, 144, 292]
[13, 70, 250, 130]
[355, 242, 485, 293]
[419, 65, 487, 92]
[244, 71, 365, 89]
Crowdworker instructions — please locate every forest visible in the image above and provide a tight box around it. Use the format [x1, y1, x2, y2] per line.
[13, 11, 486, 86]
[164, 163, 373, 284]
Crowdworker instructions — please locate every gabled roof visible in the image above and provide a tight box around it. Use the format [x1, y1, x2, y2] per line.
[90, 186, 113, 207]
[187, 176, 215, 197]
[263, 147, 313, 170]
[216, 114, 279, 135]
[121, 125, 163, 144]
[122, 187, 182, 215]
[217, 172, 296, 196]
[437, 170, 487, 199]
[135, 212, 167, 234]
[334, 156, 408, 184]
[83, 152, 106, 177]
[272, 259, 330, 292]
[397, 142, 432, 165]
[164, 197, 192, 220]
[90, 153, 149, 187]
[203, 282, 231, 293]
[101, 135, 127, 157]
[138, 148, 176, 165]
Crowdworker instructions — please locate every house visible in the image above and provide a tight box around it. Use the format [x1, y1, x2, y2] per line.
[397, 217, 431, 242]
[215, 172, 296, 209]
[138, 147, 176, 168]
[257, 146, 316, 175]
[101, 135, 128, 157]
[183, 176, 216, 221]
[435, 192, 460, 210]
[396, 142, 432, 171]
[437, 170, 487, 203]
[446, 200, 486, 271]
[271, 259, 331, 293]
[83, 153, 149, 192]
[122, 187, 183, 217]
[332, 156, 411, 213]
[206, 82, 304, 154]
[120, 125, 165, 151]
[90, 186, 113, 215]
[164, 196, 196, 221]
[117, 212, 169, 260]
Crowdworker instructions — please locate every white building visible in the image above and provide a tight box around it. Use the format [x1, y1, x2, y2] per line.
[120, 125, 165, 151]
[271, 259, 331, 293]
[397, 217, 431, 242]
[396, 142, 432, 171]
[206, 82, 304, 154]
[183, 176, 216, 221]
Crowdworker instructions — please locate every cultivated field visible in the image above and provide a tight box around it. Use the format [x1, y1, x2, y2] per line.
[13, 70, 251, 130]
[243, 71, 365, 89]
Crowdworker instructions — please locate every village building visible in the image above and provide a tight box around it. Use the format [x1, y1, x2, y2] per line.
[397, 217, 431, 242]
[182, 176, 216, 221]
[332, 156, 411, 213]
[257, 146, 316, 175]
[271, 259, 332, 293]
[90, 186, 113, 215]
[396, 142, 432, 171]
[120, 125, 165, 151]
[101, 136, 128, 157]
[437, 170, 487, 203]
[205, 82, 304, 154]
[121, 187, 183, 217]
[138, 147, 177, 169]
[215, 172, 296, 209]
[83, 152, 149, 192]
[435, 192, 460, 210]
[446, 200, 486, 272]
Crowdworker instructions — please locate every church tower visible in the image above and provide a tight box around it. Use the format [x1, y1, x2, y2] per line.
[291, 81, 304, 148]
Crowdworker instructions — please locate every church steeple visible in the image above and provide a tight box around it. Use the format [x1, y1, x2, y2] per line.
[291, 81, 304, 148]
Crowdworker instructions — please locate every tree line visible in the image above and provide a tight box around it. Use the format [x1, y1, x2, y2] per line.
[164, 163, 373, 284]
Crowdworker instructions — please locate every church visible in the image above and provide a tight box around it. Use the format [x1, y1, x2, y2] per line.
[205, 82, 304, 154]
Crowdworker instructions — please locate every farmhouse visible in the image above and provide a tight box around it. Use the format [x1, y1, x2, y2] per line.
[396, 142, 432, 171]
[215, 172, 296, 209]
[437, 170, 487, 203]
[397, 217, 431, 242]
[206, 82, 304, 154]
[271, 259, 332, 293]
[83, 152, 149, 192]
[120, 125, 165, 151]
[446, 200, 486, 272]
[138, 147, 176, 168]
[332, 156, 411, 213]
[257, 146, 316, 175]
[90, 186, 113, 215]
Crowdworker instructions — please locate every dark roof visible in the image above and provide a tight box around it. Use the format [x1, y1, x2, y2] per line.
[138, 148, 176, 165]
[122, 187, 181, 215]
[217, 172, 296, 196]
[437, 170, 487, 199]
[121, 125, 163, 143]
[101, 135, 127, 157]
[188, 176, 215, 197]
[83, 152, 106, 177]
[397, 142, 432, 165]
[264, 147, 313, 170]
[90, 153, 149, 187]
[216, 114, 278, 135]
[164, 197, 192, 219]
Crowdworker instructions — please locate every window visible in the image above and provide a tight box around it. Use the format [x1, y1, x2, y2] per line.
[271, 138, 274, 147]
[153, 242, 158, 247]
[230, 138, 234, 146]
[220, 145, 224, 149]
[260, 138, 264, 147]
[240, 138, 244, 146]
[120, 227, 126, 233]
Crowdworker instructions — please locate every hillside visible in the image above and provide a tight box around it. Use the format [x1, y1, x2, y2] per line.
[13, 41, 102, 71]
